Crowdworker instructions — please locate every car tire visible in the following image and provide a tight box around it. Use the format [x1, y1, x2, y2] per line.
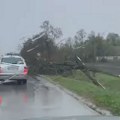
[17, 80, 27, 85]
[23, 80, 27, 85]
[17, 81, 22, 85]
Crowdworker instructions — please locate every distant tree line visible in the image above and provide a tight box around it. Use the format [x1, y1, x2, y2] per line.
[20, 21, 120, 74]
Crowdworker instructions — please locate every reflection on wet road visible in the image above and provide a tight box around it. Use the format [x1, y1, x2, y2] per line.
[0, 77, 99, 120]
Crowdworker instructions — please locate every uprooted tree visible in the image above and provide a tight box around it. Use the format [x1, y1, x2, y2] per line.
[20, 20, 120, 89]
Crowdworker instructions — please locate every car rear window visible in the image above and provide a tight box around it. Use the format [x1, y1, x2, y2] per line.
[1, 57, 24, 64]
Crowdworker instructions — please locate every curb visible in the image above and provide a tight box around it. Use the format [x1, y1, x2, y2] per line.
[36, 75, 112, 116]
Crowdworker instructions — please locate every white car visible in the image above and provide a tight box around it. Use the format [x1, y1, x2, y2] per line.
[0, 54, 28, 85]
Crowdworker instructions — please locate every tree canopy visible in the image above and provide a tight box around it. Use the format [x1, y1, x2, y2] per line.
[20, 20, 120, 74]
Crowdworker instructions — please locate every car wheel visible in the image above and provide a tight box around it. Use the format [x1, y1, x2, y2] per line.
[23, 80, 27, 85]
[17, 81, 22, 85]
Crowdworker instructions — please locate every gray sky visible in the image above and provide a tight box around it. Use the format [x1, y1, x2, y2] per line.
[0, 0, 120, 54]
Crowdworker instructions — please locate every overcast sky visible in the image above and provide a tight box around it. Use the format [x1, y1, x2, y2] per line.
[0, 0, 120, 54]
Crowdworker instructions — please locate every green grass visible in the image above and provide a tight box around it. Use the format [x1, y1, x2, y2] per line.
[48, 70, 120, 115]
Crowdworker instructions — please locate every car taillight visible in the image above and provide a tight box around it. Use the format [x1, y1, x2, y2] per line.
[24, 67, 28, 75]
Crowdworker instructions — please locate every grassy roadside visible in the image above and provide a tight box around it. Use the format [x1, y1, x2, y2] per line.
[47, 70, 120, 115]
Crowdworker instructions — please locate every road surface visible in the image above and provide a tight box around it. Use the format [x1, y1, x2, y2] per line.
[0, 76, 99, 120]
[86, 63, 120, 76]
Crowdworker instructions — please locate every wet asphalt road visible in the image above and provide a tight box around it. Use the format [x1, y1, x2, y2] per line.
[86, 63, 120, 76]
[0, 76, 98, 120]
